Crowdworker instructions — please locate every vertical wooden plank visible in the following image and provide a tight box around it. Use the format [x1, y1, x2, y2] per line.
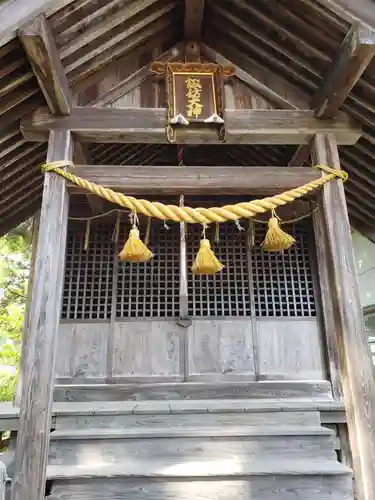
[14, 212, 40, 407]
[311, 132, 375, 500]
[10, 130, 72, 500]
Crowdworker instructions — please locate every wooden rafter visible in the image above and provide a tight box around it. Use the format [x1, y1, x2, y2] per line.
[19, 15, 73, 115]
[311, 23, 375, 119]
[21, 106, 361, 145]
[184, 0, 205, 40]
[66, 165, 321, 195]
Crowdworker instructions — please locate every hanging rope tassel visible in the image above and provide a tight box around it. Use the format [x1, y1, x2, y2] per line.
[192, 225, 224, 275]
[84, 219, 91, 251]
[261, 210, 295, 252]
[118, 214, 154, 263]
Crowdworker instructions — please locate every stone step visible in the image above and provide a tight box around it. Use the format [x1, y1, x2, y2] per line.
[49, 426, 338, 466]
[54, 381, 333, 402]
[48, 475, 354, 500]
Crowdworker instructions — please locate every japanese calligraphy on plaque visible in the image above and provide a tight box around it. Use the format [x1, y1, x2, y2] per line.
[150, 61, 235, 142]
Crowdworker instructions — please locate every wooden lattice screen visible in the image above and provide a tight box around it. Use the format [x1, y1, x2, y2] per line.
[61, 219, 317, 320]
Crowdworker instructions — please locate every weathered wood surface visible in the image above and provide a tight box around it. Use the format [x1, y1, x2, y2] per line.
[56, 323, 110, 383]
[0, 399, 348, 429]
[312, 207, 344, 400]
[67, 166, 322, 195]
[48, 428, 336, 467]
[187, 320, 255, 381]
[10, 130, 72, 500]
[53, 380, 333, 402]
[14, 213, 40, 407]
[47, 458, 350, 479]
[90, 45, 182, 107]
[184, 0, 205, 40]
[0, 462, 6, 500]
[19, 15, 73, 115]
[54, 410, 321, 431]
[21, 106, 362, 144]
[0, 0, 71, 46]
[48, 475, 354, 500]
[311, 132, 375, 500]
[112, 321, 183, 382]
[311, 23, 375, 118]
[201, 44, 298, 111]
[256, 319, 326, 381]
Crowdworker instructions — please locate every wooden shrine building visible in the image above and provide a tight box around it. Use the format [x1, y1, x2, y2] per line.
[1, 0, 375, 499]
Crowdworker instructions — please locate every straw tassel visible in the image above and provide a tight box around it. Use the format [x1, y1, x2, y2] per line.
[118, 214, 154, 263]
[261, 210, 295, 252]
[191, 226, 224, 275]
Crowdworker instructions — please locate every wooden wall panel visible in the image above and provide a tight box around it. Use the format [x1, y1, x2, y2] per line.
[56, 322, 110, 382]
[187, 319, 256, 381]
[112, 320, 184, 381]
[256, 318, 326, 380]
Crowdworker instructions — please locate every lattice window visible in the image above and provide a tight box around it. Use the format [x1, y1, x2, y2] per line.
[116, 222, 180, 318]
[61, 222, 114, 320]
[187, 223, 252, 317]
[62, 217, 317, 320]
[252, 221, 316, 317]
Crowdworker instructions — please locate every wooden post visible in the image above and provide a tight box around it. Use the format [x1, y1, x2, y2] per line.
[14, 213, 40, 407]
[311, 132, 375, 500]
[10, 130, 72, 500]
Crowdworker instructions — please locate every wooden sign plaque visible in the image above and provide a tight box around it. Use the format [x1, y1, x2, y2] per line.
[150, 61, 235, 142]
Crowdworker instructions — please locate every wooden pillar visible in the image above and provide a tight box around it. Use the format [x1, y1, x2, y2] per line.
[14, 213, 40, 407]
[311, 132, 375, 500]
[10, 130, 72, 500]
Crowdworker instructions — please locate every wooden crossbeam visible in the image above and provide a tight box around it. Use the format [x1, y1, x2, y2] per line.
[66, 165, 321, 195]
[184, 0, 205, 40]
[311, 23, 375, 119]
[19, 15, 73, 115]
[21, 106, 361, 145]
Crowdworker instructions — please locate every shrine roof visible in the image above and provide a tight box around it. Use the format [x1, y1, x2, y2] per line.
[1, 0, 375, 239]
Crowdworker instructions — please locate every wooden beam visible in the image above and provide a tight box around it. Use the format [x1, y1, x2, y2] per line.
[66, 165, 322, 195]
[311, 132, 375, 500]
[19, 15, 73, 115]
[184, 0, 205, 40]
[201, 44, 298, 110]
[311, 23, 375, 119]
[21, 106, 362, 145]
[10, 130, 72, 500]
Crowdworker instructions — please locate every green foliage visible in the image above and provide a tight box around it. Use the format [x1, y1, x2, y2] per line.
[0, 220, 32, 401]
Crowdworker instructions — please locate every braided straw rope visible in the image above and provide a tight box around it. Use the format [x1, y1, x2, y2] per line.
[41, 162, 347, 225]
